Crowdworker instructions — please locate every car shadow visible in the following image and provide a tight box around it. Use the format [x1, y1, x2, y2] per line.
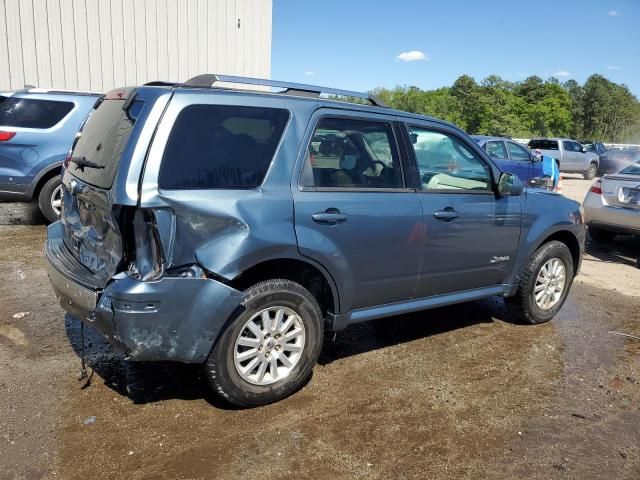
[585, 233, 640, 268]
[64, 296, 517, 407]
[0, 201, 47, 226]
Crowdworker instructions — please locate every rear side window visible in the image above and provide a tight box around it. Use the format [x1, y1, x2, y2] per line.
[0, 97, 74, 128]
[0, 95, 8, 105]
[67, 99, 143, 189]
[529, 139, 558, 150]
[159, 105, 290, 189]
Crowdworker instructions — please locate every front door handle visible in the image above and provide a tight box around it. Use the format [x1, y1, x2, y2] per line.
[312, 209, 347, 225]
[433, 208, 459, 222]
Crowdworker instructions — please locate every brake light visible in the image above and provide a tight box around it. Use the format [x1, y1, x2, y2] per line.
[590, 180, 602, 195]
[0, 131, 16, 141]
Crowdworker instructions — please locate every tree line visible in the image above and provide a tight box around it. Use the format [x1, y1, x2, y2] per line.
[369, 74, 640, 143]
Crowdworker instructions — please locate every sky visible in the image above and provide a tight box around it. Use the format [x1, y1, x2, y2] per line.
[272, 0, 640, 96]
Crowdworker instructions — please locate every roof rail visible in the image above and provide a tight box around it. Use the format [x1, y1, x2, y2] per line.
[182, 74, 388, 107]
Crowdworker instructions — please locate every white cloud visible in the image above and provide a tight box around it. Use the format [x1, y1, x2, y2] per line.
[607, 65, 621, 70]
[304, 71, 316, 76]
[517, 72, 527, 77]
[396, 50, 428, 62]
[553, 70, 571, 77]
[608, 10, 618, 16]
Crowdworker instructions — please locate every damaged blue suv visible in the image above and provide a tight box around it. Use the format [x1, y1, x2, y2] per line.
[45, 75, 585, 407]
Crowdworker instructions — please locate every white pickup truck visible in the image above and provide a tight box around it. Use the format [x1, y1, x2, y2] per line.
[528, 138, 600, 179]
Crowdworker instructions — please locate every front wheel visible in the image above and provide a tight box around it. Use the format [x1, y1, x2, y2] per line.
[204, 279, 324, 407]
[506, 240, 574, 324]
[584, 163, 598, 180]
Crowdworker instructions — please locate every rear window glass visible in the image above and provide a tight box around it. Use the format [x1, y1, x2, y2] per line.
[619, 161, 640, 175]
[159, 105, 290, 190]
[0, 95, 9, 105]
[528, 139, 558, 150]
[67, 99, 143, 189]
[0, 97, 74, 128]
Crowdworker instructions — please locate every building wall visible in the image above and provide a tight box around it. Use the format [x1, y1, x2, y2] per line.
[0, 0, 271, 91]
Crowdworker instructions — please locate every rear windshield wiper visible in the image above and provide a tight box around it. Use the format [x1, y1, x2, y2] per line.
[70, 156, 105, 172]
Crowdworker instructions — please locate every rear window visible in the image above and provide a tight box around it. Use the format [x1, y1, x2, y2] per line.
[0, 95, 9, 105]
[528, 139, 558, 150]
[0, 97, 74, 128]
[67, 99, 143, 189]
[159, 105, 290, 189]
[619, 161, 640, 176]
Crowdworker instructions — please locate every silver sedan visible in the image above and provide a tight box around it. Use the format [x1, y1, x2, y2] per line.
[583, 161, 640, 242]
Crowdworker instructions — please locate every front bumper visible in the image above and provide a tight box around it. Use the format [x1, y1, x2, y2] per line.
[45, 222, 245, 363]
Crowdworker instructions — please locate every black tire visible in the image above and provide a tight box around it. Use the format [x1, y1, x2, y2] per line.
[204, 279, 324, 408]
[583, 163, 597, 180]
[589, 225, 616, 243]
[506, 240, 574, 324]
[37, 176, 62, 223]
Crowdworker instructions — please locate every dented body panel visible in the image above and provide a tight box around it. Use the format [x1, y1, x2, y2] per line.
[46, 222, 244, 362]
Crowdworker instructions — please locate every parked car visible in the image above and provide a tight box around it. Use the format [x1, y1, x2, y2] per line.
[471, 135, 548, 189]
[0, 88, 100, 222]
[582, 141, 608, 156]
[595, 149, 640, 175]
[583, 160, 640, 242]
[527, 138, 599, 179]
[45, 75, 585, 407]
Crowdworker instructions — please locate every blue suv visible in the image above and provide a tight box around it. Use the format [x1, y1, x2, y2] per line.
[0, 89, 100, 222]
[45, 75, 585, 407]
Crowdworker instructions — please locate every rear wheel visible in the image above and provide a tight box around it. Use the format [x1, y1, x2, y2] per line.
[589, 225, 616, 243]
[204, 279, 324, 407]
[584, 163, 597, 180]
[37, 176, 63, 223]
[506, 240, 574, 324]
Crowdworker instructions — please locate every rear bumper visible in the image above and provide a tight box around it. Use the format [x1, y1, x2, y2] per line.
[45, 222, 245, 363]
[583, 192, 640, 235]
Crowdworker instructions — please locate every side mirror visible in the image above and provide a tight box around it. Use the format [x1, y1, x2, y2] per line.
[581, 146, 587, 153]
[497, 172, 523, 196]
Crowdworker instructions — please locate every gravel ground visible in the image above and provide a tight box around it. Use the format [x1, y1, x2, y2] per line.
[0, 179, 638, 480]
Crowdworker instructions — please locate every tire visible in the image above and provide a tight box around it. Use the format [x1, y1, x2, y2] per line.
[589, 225, 616, 243]
[583, 163, 597, 180]
[506, 240, 574, 325]
[204, 279, 324, 407]
[37, 176, 63, 223]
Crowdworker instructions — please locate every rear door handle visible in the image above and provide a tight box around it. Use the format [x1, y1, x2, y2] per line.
[312, 209, 347, 225]
[433, 209, 459, 222]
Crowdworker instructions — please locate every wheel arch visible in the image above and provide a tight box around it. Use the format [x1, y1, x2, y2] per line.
[228, 257, 340, 318]
[533, 230, 581, 275]
[30, 162, 63, 198]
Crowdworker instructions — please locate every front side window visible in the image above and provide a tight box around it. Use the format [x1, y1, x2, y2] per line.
[159, 105, 289, 189]
[300, 117, 403, 189]
[485, 141, 507, 159]
[507, 142, 531, 161]
[407, 127, 492, 192]
[0, 97, 74, 128]
[563, 140, 575, 152]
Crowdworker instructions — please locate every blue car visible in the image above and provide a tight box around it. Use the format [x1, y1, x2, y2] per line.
[0, 89, 100, 221]
[45, 75, 585, 407]
[472, 135, 547, 189]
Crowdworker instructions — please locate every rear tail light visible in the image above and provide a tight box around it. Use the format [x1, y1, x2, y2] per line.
[590, 180, 602, 195]
[0, 131, 16, 141]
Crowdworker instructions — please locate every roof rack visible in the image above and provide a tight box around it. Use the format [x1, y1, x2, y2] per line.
[182, 74, 388, 107]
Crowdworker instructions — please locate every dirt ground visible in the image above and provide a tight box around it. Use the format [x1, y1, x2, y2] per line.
[1, 178, 639, 480]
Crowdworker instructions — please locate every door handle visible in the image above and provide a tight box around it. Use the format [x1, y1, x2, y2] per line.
[433, 209, 459, 222]
[312, 209, 347, 225]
